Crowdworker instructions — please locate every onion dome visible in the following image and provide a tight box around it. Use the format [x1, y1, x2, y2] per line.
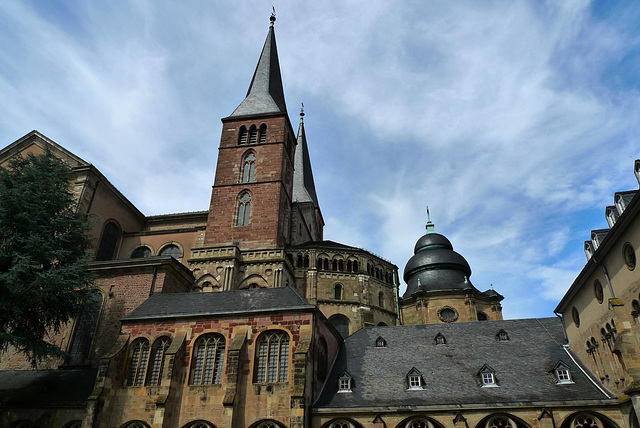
[402, 214, 476, 299]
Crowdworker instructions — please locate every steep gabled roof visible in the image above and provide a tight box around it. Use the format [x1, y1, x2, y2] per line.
[315, 318, 613, 409]
[229, 21, 287, 118]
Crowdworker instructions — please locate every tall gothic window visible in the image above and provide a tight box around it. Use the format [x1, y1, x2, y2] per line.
[127, 338, 150, 386]
[147, 337, 171, 386]
[67, 291, 103, 364]
[95, 221, 120, 261]
[242, 153, 256, 183]
[255, 331, 289, 383]
[237, 192, 251, 226]
[191, 334, 225, 385]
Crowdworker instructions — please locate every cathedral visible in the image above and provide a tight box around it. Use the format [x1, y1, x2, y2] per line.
[0, 14, 639, 428]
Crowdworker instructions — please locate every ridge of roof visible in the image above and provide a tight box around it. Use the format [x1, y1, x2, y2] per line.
[229, 24, 287, 118]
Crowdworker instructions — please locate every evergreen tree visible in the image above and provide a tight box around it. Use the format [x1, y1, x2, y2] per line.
[0, 151, 94, 365]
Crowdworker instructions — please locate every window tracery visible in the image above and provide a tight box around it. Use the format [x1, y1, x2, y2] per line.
[148, 337, 171, 386]
[127, 338, 150, 387]
[255, 331, 289, 383]
[241, 153, 256, 183]
[237, 192, 251, 226]
[191, 334, 225, 385]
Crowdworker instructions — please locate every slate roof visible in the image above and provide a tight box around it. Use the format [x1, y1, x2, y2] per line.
[291, 240, 360, 251]
[292, 118, 320, 207]
[230, 24, 287, 117]
[0, 368, 97, 407]
[124, 286, 313, 321]
[315, 318, 613, 409]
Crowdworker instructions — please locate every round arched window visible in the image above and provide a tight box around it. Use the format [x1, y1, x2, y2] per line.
[572, 307, 581, 327]
[486, 417, 514, 428]
[624, 243, 636, 270]
[573, 414, 601, 428]
[131, 246, 151, 258]
[594, 280, 604, 304]
[159, 244, 180, 259]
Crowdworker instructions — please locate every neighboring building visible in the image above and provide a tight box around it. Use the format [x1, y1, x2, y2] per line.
[0, 14, 637, 428]
[555, 160, 640, 408]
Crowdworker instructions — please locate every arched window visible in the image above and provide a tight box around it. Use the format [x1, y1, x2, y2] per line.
[184, 421, 216, 428]
[237, 192, 251, 226]
[147, 337, 171, 386]
[131, 246, 151, 258]
[191, 334, 225, 385]
[121, 422, 151, 428]
[255, 331, 289, 383]
[238, 126, 248, 145]
[329, 315, 350, 339]
[317, 257, 323, 270]
[486, 417, 515, 428]
[296, 254, 303, 267]
[347, 260, 352, 272]
[338, 260, 344, 271]
[334, 284, 343, 300]
[477, 312, 488, 321]
[353, 260, 358, 272]
[332, 259, 338, 271]
[254, 421, 285, 428]
[126, 338, 150, 386]
[96, 221, 120, 261]
[323, 258, 329, 270]
[159, 244, 181, 259]
[378, 292, 384, 308]
[68, 291, 103, 364]
[249, 125, 258, 144]
[304, 255, 309, 267]
[435, 333, 446, 345]
[242, 153, 256, 183]
[259, 124, 267, 143]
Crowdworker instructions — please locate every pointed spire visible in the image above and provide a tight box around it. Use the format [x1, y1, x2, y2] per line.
[292, 104, 320, 207]
[425, 206, 435, 233]
[229, 13, 287, 117]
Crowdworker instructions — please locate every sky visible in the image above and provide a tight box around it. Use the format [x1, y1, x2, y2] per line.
[1, 1, 639, 320]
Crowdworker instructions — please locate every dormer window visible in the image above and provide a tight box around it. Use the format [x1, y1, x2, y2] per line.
[553, 362, 574, 384]
[406, 368, 424, 390]
[584, 241, 594, 260]
[496, 329, 509, 341]
[435, 333, 446, 345]
[478, 364, 498, 387]
[375, 336, 387, 347]
[615, 194, 626, 214]
[338, 372, 352, 393]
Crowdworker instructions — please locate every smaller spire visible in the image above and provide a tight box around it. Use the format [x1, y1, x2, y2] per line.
[425, 206, 435, 234]
[270, 6, 276, 27]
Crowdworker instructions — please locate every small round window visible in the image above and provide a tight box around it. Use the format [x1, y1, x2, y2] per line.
[594, 280, 604, 304]
[572, 306, 580, 327]
[624, 243, 636, 270]
[438, 307, 458, 322]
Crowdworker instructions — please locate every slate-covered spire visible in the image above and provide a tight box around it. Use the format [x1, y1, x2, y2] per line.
[293, 105, 320, 207]
[230, 13, 287, 117]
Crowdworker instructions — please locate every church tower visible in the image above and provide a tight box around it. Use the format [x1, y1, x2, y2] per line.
[203, 14, 296, 251]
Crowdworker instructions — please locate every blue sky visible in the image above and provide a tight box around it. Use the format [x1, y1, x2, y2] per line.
[1, 1, 639, 319]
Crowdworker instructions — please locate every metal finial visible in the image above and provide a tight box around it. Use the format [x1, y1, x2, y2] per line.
[490, 283, 494, 290]
[425, 205, 435, 233]
[300, 102, 305, 121]
[270, 6, 276, 26]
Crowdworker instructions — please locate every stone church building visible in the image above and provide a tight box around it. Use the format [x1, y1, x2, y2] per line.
[0, 14, 639, 428]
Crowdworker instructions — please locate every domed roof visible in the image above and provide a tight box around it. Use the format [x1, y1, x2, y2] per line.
[402, 226, 477, 299]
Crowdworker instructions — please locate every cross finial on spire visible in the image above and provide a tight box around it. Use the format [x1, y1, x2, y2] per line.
[425, 205, 435, 233]
[300, 103, 305, 122]
[270, 6, 276, 26]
